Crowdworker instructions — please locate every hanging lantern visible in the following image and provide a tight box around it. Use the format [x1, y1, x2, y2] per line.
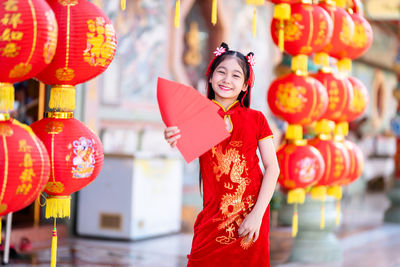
[0, 117, 50, 217]
[318, 0, 354, 61]
[246, 0, 265, 37]
[35, 0, 117, 112]
[346, 76, 369, 122]
[311, 69, 353, 123]
[340, 140, 363, 186]
[277, 140, 325, 236]
[270, 1, 333, 71]
[267, 73, 328, 140]
[30, 113, 104, 218]
[346, 10, 373, 60]
[0, 0, 57, 112]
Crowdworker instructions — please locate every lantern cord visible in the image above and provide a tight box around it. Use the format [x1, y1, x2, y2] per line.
[252, 8, 257, 38]
[174, 0, 180, 28]
[39, 193, 47, 207]
[273, 4, 291, 52]
[292, 203, 298, 237]
[51, 219, 57, 267]
[211, 0, 217, 25]
[320, 201, 325, 229]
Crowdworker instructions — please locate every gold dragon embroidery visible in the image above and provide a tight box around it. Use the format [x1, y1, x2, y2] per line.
[212, 142, 255, 249]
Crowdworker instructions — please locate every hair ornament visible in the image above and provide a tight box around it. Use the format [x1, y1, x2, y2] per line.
[213, 46, 227, 57]
[246, 54, 255, 67]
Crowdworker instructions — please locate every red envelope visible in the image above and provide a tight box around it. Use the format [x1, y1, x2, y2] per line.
[157, 77, 230, 163]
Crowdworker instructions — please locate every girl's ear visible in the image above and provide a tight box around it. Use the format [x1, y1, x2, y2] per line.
[242, 84, 248, 92]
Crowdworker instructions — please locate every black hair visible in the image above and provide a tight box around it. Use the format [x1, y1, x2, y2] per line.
[206, 42, 253, 108]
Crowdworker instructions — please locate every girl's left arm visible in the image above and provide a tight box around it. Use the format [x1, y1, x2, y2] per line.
[238, 137, 280, 242]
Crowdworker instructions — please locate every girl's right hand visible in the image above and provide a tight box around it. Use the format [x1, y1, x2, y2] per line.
[164, 126, 181, 148]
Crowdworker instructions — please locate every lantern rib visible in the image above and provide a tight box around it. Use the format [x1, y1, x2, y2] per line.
[51, 134, 56, 182]
[306, 7, 313, 51]
[309, 80, 317, 121]
[325, 143, 331, 184]
[0, 136, 8, 203]
[65, 5, 71, 68]
[26, 0, 38, 64]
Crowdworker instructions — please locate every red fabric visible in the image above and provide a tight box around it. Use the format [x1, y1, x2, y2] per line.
[0, 0, 57, 83]
[0, 119, 50, 216]
[188, 101, 273, 266]
[30, 117, 103, 196]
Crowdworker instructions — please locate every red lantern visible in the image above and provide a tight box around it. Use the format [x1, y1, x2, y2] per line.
[346, 11, 373, 60]
[308, 137, 350, 186]
[319, 1, 354, 60]
[0, 117, 50, 216]
[277, 142, 325, 190]
[0, 0, 57, 83]
[340, 140, 363, 185]
[35, 0, 117, 86]
[30, 113, 104, 217]
[267, 73, 328, 136]
[347, 76, 369, 122]
[271, 2, 333, 56]
[311, 70, 353, 122]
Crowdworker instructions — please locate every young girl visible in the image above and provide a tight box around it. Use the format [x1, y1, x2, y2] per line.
[164, 43, 280, 266]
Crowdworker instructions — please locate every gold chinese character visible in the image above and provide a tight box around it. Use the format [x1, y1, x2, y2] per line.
[0, 42, 20, 57]
[0, 28, 10, 41]
[19, 168, 35, 183]
[21, 153, 34, 168]
[16, 183, 32, 195]
[18, 139, 33, 152]
[1, 13, 22, 28]
[4, 0, 18, 12]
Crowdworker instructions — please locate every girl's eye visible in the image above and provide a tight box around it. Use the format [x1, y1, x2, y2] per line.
[233, 75, 240, 78]
[217, 70, 225, 74]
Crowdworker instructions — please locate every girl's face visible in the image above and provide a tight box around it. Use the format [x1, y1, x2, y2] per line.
[210, 57, 247, 105]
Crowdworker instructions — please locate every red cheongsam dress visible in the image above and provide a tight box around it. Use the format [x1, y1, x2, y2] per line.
[187, 100, 274, 267]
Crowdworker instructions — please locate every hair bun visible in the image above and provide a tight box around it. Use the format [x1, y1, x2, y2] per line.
[247, 52, 254, 57]
[220, 42, 229, 50]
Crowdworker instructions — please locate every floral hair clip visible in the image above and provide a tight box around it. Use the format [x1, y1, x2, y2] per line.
[213, 46, 226, 57]
[246, 54, 255, 67]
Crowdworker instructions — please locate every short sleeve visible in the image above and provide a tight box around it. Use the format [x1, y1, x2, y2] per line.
[256, 111, 273, 141]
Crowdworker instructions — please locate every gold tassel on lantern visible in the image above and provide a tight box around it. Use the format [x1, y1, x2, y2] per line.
[120, 0, 126, 11]
[211, 0, 217, 25]
[51, 219, 57, 267]
[337, 58, 352, 73]
[328, 185, 342, 225]
[0, 83, 14, 113]
[311, 186, 327, 229]
[45, 196, 71, 219]
[174, 0, 180, 28]
[246, 0, 264, 37]
[287, 188, 305, 237]
[49, 85, 75, 112]
[273, 3, 291, 51]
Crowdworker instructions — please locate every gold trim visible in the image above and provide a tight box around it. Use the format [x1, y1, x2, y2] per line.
[45, 112, 74, 119]
[51, 134, 55, 182]
[212, 100, 239, 112]
[47, 195, 71, 200]
[306, 6, 313, 51]
[26, 0, 37, 64]
[225, 115, 233, 133]
[0, 136, 8, 203]
[259, 135, 273, 141]
[0, 114, 10, 121]
[66, 5, 71, 68]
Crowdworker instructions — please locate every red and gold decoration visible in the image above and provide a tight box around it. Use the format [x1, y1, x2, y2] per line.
[246, 0, 265, 37]
[0, 117, 50, 231]
[270, 1, 333, 72]
[277, 141, 325, 236]
[267, 73, 328, 140]
[346, 76, 369, 122]
[0, 0, 57, 113]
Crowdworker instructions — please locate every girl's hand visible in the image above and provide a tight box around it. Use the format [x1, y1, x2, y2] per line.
[238, 209, 264, 243]
[164, 126, 181, 148]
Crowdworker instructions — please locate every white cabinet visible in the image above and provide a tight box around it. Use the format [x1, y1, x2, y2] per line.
[76, 154, 183, 240]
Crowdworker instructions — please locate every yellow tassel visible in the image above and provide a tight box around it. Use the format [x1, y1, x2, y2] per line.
[327, 185, 342, 200]
[320, 201, 325, 229]
[252, 8, 257, 38]
[174, 0, 180, 28]
[334, 122, 349, 138]
[291, 55, 308, 74]
[285, 124, 303, 141]
[211, 0, 217, 25]
[49, 85, 75, 112]
[337, 58, 352, 73]
[336, 200, 341, 225]
[51, 219, 57, 267]
[0, 83, 14, 113]
[288, 188, 305, 204]
[120, 0, 126, 10]
[292, 204, 298, 237]
[311, 186, 327, 201]
[314, 52, 330, 68]
[45, 196, 71, 219]
[273, 4, 290, 52]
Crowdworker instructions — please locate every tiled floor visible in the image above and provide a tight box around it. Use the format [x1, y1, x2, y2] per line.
[7, 192, 400, 267]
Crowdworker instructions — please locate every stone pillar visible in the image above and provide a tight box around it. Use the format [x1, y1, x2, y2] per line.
[278, 194, 342, 263]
